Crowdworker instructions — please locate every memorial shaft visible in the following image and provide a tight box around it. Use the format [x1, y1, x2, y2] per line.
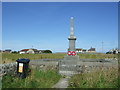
[68, 17, 76, 51]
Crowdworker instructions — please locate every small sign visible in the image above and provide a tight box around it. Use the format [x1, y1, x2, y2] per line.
[18, 63, 23, 73]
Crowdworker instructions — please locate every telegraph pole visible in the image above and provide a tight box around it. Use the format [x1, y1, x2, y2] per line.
[102, 41, 104, 53]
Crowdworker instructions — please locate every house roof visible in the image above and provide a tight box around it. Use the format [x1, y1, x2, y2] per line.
[20, 49, 29, 51]
[20, 49, 39, 52]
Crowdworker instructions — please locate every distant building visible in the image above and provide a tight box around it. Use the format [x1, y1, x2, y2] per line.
[3, 49, 12, 53]
[76, 48, 82, 53]
[39, 50, 46, 53]
[88, 47, 96, 53]
[19, 48, 39, 54]
[82, 49, 87, 53]
[106, 48, 120, 54]
[19, 49, 52, 54]
[19, 49, 29, 54]
[113, 48, 120, 54]
[75, 48, 87, 53]
[27, 48, 39, 54]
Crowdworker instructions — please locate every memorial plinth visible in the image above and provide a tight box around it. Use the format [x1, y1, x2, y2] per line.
[59, 56, 79, 75]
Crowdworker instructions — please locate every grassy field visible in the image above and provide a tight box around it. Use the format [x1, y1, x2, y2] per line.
[1, 53, 118, 64]
[1, 53, 65, 64]
[68, 66, 118, 88]
[78, 53, 118, 59]
[1, 53, 119, 88]
[2, 69, 61, 88]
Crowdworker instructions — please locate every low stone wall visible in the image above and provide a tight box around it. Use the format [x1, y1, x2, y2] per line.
[0, 58, 118, 76]
[30, 60, 58, 71]
[30, 59, 118, 76]
[59, 58, 118, 76]
[0, 62, 17, 76]
[76, 61, 118, 73]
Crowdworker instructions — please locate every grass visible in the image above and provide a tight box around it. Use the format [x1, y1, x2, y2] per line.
[78, 53, 118, 59]
[68, 66, 118, 88]
[1, 53, 119, 88]
[1, 53, 65, 64]
[1, 53, 118, 64]
[2, 69, 61, 88]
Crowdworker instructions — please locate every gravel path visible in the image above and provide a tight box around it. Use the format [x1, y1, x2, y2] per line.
[52, 76, 70, 88]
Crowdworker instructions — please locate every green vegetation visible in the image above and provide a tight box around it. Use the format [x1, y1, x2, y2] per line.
[1, 53, 118, 64]
[2, 69, 61, 88]
[2, 53, 65, 64]
[11, 51, 19, 54]
[78, 53, 118, 59]
[1, 53, 119, 88]
[42, 50, 52, 53]
[68, 67, 118, 88]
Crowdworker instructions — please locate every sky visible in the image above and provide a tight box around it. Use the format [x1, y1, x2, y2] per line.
[2, 2, 118, 53]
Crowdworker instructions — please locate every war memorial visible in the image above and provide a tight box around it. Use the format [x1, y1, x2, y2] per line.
[58, 17, 117, 76]
[1, 17, 118, 88]
[1, 17, 118, 77]
[59, 17, 80, 75]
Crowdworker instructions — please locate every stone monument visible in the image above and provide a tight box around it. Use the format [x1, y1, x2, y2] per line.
[59, 17, 80, 76]
[68, 17, 76, 52]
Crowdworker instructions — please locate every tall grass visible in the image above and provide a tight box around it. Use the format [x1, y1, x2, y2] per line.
[2, 69, 61, 88]
[68, 66, 118, 88]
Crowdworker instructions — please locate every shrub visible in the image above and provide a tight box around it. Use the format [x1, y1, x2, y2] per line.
[42, 50, 52, 53]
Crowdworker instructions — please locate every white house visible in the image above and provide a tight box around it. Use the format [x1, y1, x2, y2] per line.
[76, 48, 83, 53]
[19, 48, 39, 54]
[19, 49, 29, 54]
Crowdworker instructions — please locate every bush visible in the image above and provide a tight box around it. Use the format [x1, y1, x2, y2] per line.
[42, 50, 52, 53]
[11, 51, 18, 54]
